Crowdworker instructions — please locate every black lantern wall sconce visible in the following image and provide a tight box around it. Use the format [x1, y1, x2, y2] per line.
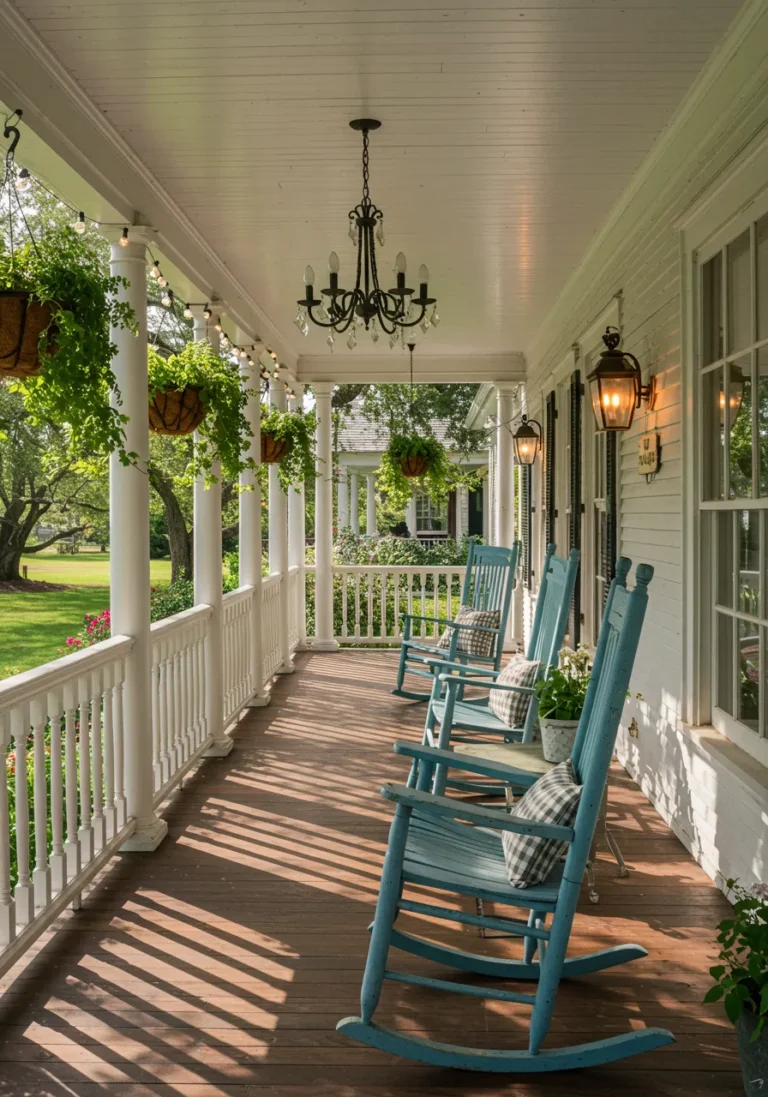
[587, 327, 656, 432]
[512, 415, 542, 465]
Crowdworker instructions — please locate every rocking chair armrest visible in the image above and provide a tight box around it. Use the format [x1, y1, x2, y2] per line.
[380, 783, 574, 842]
[403, 615, 499, 636]
[437, 673, 535, 695]
[424, 659, 500, 678]
[393, 741, 539, 787]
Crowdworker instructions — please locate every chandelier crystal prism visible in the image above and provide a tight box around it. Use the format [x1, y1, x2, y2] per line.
[296, 119, 438, 347]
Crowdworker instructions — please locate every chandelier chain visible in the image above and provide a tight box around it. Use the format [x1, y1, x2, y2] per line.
[362, 128, 370, 202]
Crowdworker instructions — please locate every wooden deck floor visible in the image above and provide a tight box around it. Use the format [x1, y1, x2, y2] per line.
[0, 651, 741, 1096]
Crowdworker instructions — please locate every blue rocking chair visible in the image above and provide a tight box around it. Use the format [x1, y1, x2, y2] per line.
[417, 545, 579, 795]
[338, 559, 674, 1071]
[393, 539, 520, 702]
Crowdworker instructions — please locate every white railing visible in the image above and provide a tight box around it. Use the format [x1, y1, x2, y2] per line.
[150, 605, 211, 803]
[305, 565, 466, 645]
[0, 636, 135, 976]
[222, 586, 254, 726]
[261, 573, 282, 681]
[287, 566, 301, 652]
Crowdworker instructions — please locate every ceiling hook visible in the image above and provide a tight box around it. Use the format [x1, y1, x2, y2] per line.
[3, 108, 23, 158]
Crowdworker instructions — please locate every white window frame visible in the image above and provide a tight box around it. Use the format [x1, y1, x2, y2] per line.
[680, 131, 768, 768]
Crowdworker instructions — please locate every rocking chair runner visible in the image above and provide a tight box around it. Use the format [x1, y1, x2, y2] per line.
[392, 539, 520, 702]
[338, 559, 674, 1072]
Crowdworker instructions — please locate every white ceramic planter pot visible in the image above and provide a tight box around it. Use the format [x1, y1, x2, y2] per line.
[540, 718, 579, 764]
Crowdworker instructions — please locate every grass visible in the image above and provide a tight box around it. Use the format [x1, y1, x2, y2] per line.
[1, 552, 173, 680]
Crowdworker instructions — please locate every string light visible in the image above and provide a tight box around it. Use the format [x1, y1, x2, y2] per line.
[238, 347, 247, 358]
[149, 260, 160, 279]
[119, 227, 129, 247]
[73, 211, 86, 235]
[267, 348, 278, 362]
[203, 305, 212, 319]
[183, 303, 193, 319]
[161, 288, 173, 308]
[15, 167, 31, 192]
[214, 318, 223, 333]
[157, 272, 167, 287]
[221, 334, 230, 348]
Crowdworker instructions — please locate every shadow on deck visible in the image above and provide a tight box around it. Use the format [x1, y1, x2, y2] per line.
[0, 651, 740, 1096]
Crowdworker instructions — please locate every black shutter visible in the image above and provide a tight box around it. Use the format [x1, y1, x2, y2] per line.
[521, 464, 532, 588]
[568, 371, 583, 644]
[603, 432, 618, 604]
[544, 391, 557, 546]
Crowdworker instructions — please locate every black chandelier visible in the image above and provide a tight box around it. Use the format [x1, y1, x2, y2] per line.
[296, 119, 439, 351]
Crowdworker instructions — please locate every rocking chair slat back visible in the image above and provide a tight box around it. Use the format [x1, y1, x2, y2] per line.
[525, 544, 580, 670]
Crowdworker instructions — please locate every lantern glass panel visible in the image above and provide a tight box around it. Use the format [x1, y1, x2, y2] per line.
[589, 372, 636, 431]
[513, 431, 538, 465]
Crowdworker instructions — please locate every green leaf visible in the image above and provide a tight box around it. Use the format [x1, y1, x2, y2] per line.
[703, 985, 725, 1003]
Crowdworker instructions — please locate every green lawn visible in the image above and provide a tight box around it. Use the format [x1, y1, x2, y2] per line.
[1, 553, 173, 679]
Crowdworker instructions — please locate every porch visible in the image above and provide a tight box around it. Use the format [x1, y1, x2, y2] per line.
[0, 651, 738, 1096]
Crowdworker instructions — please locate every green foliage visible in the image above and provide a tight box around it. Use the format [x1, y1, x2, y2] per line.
[535, 645, 593, 721]
[359, 383, 485, 454]
[0, 226, 136, 462]
[705, 880, 768, 1040]
[148, 343, 256, 483]
[260, 405, 316, 491]
[335, 529, 476, 569]
[377, 433, 475, 510]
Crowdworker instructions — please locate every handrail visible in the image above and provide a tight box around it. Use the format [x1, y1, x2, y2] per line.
[0, 634, 134, 711]
[222, 584, 255, 605]
[306, 564, 467, 576]
[150, 602, 212, 639]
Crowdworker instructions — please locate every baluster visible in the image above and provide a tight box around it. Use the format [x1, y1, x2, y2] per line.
[78, 678, 93, 866]
[46, 692, 65, 893]
[199, 623, 209, 742]
[433, 570, 439, 639]
[0, 716, 15, 945]
[62, 683, 80, 881]
[90, 671, 106, 853]
[159, 641, 170, 784]
[380, 571, 387, 641]
[166, 640, 177, 771]
[113, 668, 127, 829]
[367, 571, 374, 641]
[151, 650, 162, 790]
[223, 607, 230, 718]
[31, 698, 51, 910]
[394, 571, 401, 640]
[174, 646, 184, 764]
[420, 573, 427, 639]
[11, 707, 33, 926]
[406, 572, 414, 637]
[181, 628, 192, 758]
[353, 574, 360, 641]
[341, 574, 348, 641]
[101, 670, 116, 842]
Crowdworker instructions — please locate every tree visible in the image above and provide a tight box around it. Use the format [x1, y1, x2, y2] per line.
[0, 387, 108, 581]
[357, 383, 485, 454]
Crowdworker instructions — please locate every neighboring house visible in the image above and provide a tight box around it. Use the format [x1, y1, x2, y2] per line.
[335, 398, 487, 541]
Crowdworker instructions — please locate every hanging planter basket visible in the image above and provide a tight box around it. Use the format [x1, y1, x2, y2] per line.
[148, 385, 207, 435]
[261, 431, 289, 464]
[400, 455, 430, 478]
[0, 290, 55, 378]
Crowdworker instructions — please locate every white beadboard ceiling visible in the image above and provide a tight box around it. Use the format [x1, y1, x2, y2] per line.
[8, 0, 745, 360]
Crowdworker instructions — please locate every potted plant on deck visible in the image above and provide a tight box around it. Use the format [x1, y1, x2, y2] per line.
[705, 880, 768, 1096]
[259, 404, 315, 491]
[534, 645, 593, 763]
[147, 343, 256, 481]
[0, 227, 135, 460]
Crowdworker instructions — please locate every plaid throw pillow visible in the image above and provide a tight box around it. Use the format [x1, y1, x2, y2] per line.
[488, 655, 540, 729]
[437, 606, 500, 658]
[502, 759, 582, 888]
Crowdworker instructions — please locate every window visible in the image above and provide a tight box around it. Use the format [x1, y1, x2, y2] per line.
[415, 491, 447, 533]
[699, 208, 768, 759]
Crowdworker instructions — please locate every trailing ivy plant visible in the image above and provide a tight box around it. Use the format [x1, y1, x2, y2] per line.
[376, 432, 478, 511]
[260, 405, 316, 492]
[0, 228, 136, 462]
[147, 343, 256, 483]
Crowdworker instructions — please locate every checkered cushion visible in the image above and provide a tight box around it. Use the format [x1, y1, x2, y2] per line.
[501, 759, 582, 888]
[437, 606, 500, 658]
[488, 655, 540, 729]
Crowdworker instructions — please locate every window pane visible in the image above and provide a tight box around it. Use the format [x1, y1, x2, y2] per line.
[757, 213, 768, 342]
[716, 612, 735, 716]
[759, 347, 768, 497]
[729, 356, 752, 498]
[738, 510, 760, 616]
[702, 252, 723, 366]
[738, 619, 760, 731]
[716, 511, 734, 609]
[727, 230, 752, 353]
[702, 367, 724, 500]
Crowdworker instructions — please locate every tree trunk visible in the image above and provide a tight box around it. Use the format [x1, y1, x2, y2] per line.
[149, 468, 193, 583]
[0, 540, 23, 582]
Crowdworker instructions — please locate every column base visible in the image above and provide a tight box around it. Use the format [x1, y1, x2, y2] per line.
[312, 639, 340, 652]
[247, 690, 271, 708]
[276, 660, 295, 675]
[121, 818, 168, 853]
[204, 737, 234, 757]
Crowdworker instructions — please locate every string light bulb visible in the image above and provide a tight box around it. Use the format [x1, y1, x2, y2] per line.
[161, 289, 173, 308]
[221, 334, 230, 348]
[15, 168, 31, 192]
[267, 348, 278, 361]
[239, 347, 247, 358]
[203, 305, 212, 319]
[157, 273, 167, 287]
[214, 318, 223, 333]
[149, 261, 160, 280]
[73, 212, 86, 235]
[183, 303, 193, 319]
[119, 227, 129, 247]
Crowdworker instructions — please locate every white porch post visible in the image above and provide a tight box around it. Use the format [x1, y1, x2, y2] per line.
[337, 465, 349, 530]
[496, 383, 519, 648]
[366, 473, 377, 536]
[288, 384, 307, 650]
[193, 311, 232, 755]
[455, 486, 465, 542]
[406, 489, 417, 538]
[313, 381, 338, 650]
[108, 227, 166, 851]
[482, 462, 490, 543]
[349, 471, 360, 535]
[240, 349, 268, 705]
[269, 378, 293, 673]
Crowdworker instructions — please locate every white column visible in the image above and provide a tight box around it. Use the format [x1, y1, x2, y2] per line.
[269, 380, 293, 673]
[108, 227, 166, 851]
[349, 472, 360, 535]
[496, 383, 519, 648]
[193, 311, 231, 755]
[365, 473, 377, 537]
[455, 486, 465, 542]
[240, 348, 268, 706]
[406, 489, 417, 537]
[482, 465, 490, 543]
[337, 465, 349, 531]
[313, 381, 338, 650]
[288, 384, 307, 650]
